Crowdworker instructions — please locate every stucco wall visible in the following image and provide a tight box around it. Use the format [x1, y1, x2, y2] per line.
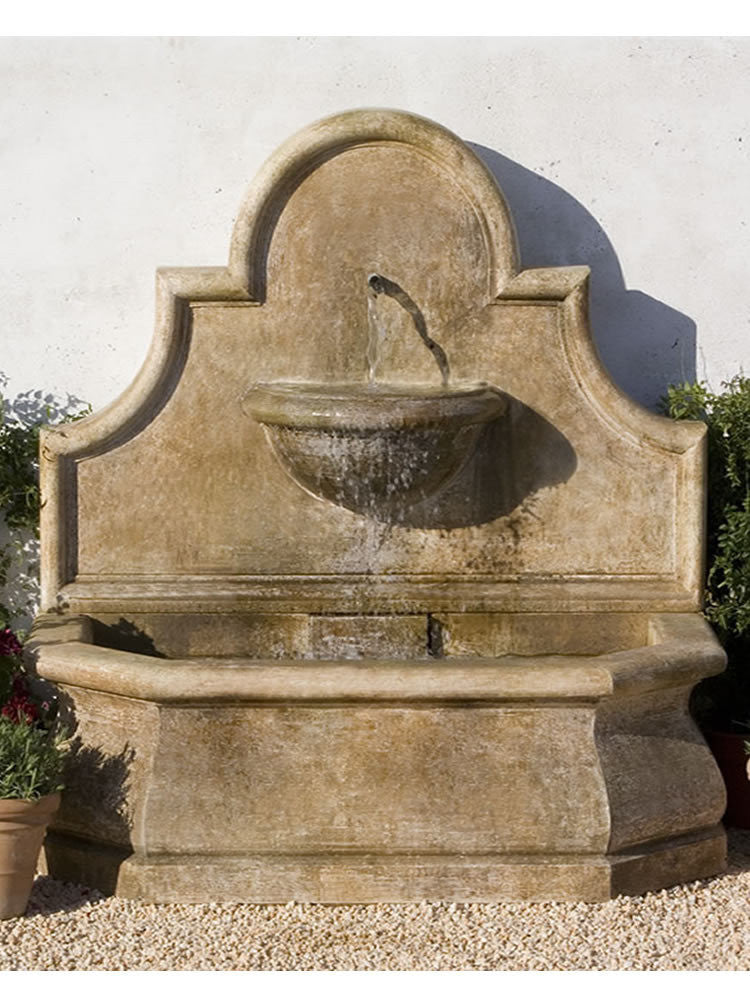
[1, 36, 748, 413]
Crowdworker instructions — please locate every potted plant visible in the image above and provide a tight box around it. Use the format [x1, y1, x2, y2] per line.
[0, 626, 67, 919]
[663, 375, 750, 826]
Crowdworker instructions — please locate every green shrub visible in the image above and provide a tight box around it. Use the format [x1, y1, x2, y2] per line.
[0, 375, 90, 630]
[662, 376, 750, 731]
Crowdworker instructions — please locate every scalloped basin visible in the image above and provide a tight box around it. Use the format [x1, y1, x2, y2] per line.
[243, 381, 507, 515]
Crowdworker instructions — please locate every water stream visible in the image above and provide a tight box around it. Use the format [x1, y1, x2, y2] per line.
[366, 289, 388, 385]
[366, 274, 450, 386]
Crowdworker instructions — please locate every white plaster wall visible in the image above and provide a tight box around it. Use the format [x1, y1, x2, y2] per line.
[1, 36, 748, 413]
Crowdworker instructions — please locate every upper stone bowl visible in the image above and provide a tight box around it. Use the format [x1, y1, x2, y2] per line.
[242, 381, 506, 517]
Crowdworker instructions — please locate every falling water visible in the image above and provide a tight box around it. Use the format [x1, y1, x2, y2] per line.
[366, 273, 450, 386]
[366, 288, 388, 386]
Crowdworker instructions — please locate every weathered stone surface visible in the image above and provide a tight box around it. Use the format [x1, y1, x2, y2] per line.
[39, 111, 704, 616]
[308, 615, 428, 659]
[436, 612, 648, 657]
[89, 612, 311, 659]
[31, 610, 727, 899]
[43, 827, 726, 904]
[30, 109, 728, 901]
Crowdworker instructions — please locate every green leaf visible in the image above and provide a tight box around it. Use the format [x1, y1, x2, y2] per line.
[0, 718, 68, 800]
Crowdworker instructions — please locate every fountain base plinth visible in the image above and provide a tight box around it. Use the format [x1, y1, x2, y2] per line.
[43, 828, 726, 904]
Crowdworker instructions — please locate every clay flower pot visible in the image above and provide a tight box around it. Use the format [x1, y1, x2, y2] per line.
[707, 732, 750, 829]
[0, 793, 60, 919]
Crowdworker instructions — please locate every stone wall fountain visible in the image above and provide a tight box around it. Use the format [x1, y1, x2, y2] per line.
[28, 109, 728, 902]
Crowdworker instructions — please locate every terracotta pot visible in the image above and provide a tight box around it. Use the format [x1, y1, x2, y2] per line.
[707, 732, 750, 829]
[0, 793, 60, 919]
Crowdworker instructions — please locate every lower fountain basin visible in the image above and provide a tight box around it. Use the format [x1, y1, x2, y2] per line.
[242, 382, 506, 515]
[28, 611, 727, 903]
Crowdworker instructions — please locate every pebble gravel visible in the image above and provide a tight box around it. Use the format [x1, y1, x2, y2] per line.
[1, 829, 749, 971]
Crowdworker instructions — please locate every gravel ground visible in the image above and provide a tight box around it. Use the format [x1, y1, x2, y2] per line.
[1, 830, 749, 971]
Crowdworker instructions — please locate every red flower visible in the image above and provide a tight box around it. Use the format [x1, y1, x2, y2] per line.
[1, 672, 42, 725]
[0, 628, 22, 659]
[1, 693, 39, 724]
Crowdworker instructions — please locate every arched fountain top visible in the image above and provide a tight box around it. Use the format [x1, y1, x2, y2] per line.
[39, 107, 707, 616]
[228, 108, 520, 301]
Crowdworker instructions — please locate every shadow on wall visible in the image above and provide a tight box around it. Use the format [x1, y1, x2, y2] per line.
[395, 393, 577, 531]
[43, 735, 136, 897]
[0, 376, 88, 429]
[470, 145, 697, 412]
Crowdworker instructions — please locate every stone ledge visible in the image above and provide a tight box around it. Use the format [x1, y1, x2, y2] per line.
[43, 827, 726, 904]
[28, 612, 725, 704]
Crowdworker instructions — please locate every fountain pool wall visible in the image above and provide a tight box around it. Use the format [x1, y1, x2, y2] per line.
[29, 109, 727, 901]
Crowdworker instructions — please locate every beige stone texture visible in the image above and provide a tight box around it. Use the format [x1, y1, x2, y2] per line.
[29, 109, 728, 901]
[29, 610, 727, 901]
[39, 111, 704, 617]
